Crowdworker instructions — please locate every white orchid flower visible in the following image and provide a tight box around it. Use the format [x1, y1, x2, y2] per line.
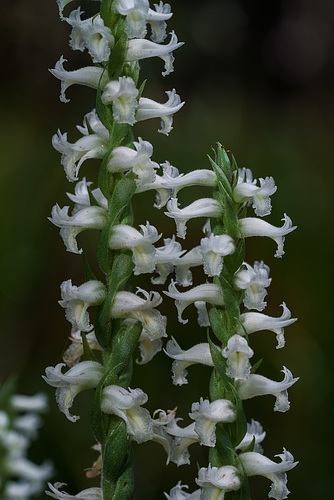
[66, 178, 108, 213]
[49, 205, 107, 254]
[161, 167, 216, 198]
[200, 234, 235, 277]
[56, 0, 101, 18]
[43, 361, 104, 422]
[126, 31, 183, 76]
[136, 89, 185, 135]
[189, 398, 236, 447]
[152, 236, 186, 285]
[110, 288, 167, 340]
[63, 329, 102, 367]
[50, 56, 108, 103]
[47, 483, 102, 500]
[164, 281, 224, 324]
[136, 328, 163, 364]
[194, 300, 210, 327]
[234, 260, 271, 311]
[109, 222, 161, 274]
[236, 367, 299, 412]
[164, 482, 201, 500]
[238, 302, 297, 349]
[59, 280, 107, 332]
[237, 419, 266, 454]
[196, 464, 241, 499]
[239, 214, 296, 258]
[164, 337, 213, 386]
[65, 8, 115, 62]
[233, 167, 277, 217]
[10, 393, 48, 414]
[174, 246, 202, 287]
[239, 449, 298, 500]
[101, 385, 153, 443]
[222, 334, 254, 380]
[101, 76, 139, 125]
[165, 198, 222, 239]
[165, 418, 199, 466]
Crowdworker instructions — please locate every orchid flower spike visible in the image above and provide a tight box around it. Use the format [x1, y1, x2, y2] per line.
[49, 204, 107, 254]
[164, 337, 213, 385]
[136, 89, 185, 135]
[109, 222, 161, 274]
[47, 482, 102, 500]
[189, 398, 236, 447]
[236, 366, 299, 412]
[239, 214, 297, 258]
[126, 31, 184, 76]
[165, 198, 222, 238]
[238, 302, 297, 349]
[101, 385, 153, 443]
[196, 465, 241, 499]
[110, 288, 167, 340]
[43, 361, 104, 422]
[239, 448, 298, 500]
[233, 167, 277, 217]
[59, 280, 107, 332]
[164, 281, 224, 324]
[164, 482, 201, 500]
[222, 334, 254, 380]
[237, 419, 266, 454]
[234, 260, 271, 311]
[50, 56, 108, 103]
[101, 76, 139, 125]
[200, 234, 235, 277]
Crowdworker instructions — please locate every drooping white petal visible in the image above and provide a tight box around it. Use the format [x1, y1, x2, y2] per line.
[189, 398, 236, 447]
[164, 482, 201, 500]
[236, 367, 299, 412]
[152, 236, 186, 285]
[110, 288, 167, 340]
[49, 56, 108, 103]
[47, 482, 102, 500]
[101, 385, 153, 443]
[237, 419, 266, 454]
[234, 261, 271, 311]
[222, 334, 254, 380]
[196, 465, 241, 499]
[200, 234, 235, 276]
[164, 281, 224, 324]
[234, 168, 277, 217]
[239, 214, 296, 258]
[238, 303, 297, 349]
[136, 328, 163, 364]
[174, 246, 202, 287]
[166, 419, 199, 466]
[239, 449, 298, 500]
[136, 89, 185, 135]
[147, 2, 173, 43]
[59, 280, 107, 332]
[66, 178, 108, 213]
[165, 198, 222, 239]
[43, 361, 104, 422]
[126, 31, 184, 76]
[49, 205, 107, 254]
[164, 338, 213, 385]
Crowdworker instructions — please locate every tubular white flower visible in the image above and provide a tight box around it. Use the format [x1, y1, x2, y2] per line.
[42, 361, 104, 422]
[63, 329, 102, 367]
[107, 137, 158, 186]
[136, 89, 185, 135]
[164, 281, 224, 324]
[234, 261, 271, 311]
[174, 246, 202, 287]
[165, 419, 199, 466]
[13, 414, 42, 440]
[236, 367, 299, 412]
[233, 168, 277, 217]
[114, 0, 150, 39]
[164, 482, 201, 500]
[56, 0, 101, 18]
[47, 483, 102, 500]
[109, 222, 161, 274]
[147, 2, 173, 43]
[189, 398, 236, 447]
[65, 9, 115, 62]
[161, 167, 216, 198]
[49, 205, 107, 254]
[101, 76, 139, 125]
[239, 449, 298, 500]
[194, 301, 210, 327]
[137, 161, 179, 208]
[110, 288, 167, 340]
[101, 385, 153, 443]
[196, 465, 241, 499]
[6, 457, 53, 483]
[59, 280, 107, 332]
[152, 236, 186, 285]
[239, 214, 297, 258]
[66, 178, 108, 213]
[165, 198, 222, 239]
[50, 56, 108, 103]
[136, 328, 163, 364]
[200, 234, 235, 277]
[126, 31, 184, 76]
[10, 393, 48, 413]
[164, 337, 213, 386]
[238, 302, 297, 349]
[222, 334, 254, 380]
[237, 419, 266, 454]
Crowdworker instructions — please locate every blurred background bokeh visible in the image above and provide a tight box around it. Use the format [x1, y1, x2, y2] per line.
[1, 0, 333, 498]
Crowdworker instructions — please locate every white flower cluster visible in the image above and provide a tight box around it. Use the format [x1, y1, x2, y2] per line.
[0, 392, 52, 500]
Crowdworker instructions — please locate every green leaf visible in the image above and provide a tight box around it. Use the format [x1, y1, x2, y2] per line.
[108, 33, 128, 80]
[113, 449, 135, 500]
[228, 383, 247, 448]
[96, 85, 113, 131]
[208, 333, 230, 389]
[250, 357, 263, 374]
[137, 79, 147, 100]
[208, 307, 229, 345]
[82, 253, 97, 282]
[81, 332, 97, 362]
[240, 436, 255, 454]
[216, 275, 240, 336]
[103, 417, 129, 484]
[209, 368, 226, 401]
[207, 155, 233, 198]
[215, 423, 236, 465]
[91, 375, 108, 443]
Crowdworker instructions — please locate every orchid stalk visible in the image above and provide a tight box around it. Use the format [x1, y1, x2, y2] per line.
[45, 1, 298, 499]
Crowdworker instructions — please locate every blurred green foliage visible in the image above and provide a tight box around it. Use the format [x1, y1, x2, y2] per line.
[1, 0, 333, 498]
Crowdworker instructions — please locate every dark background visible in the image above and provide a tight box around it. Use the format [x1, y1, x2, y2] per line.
[1, 0, 333, 498]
